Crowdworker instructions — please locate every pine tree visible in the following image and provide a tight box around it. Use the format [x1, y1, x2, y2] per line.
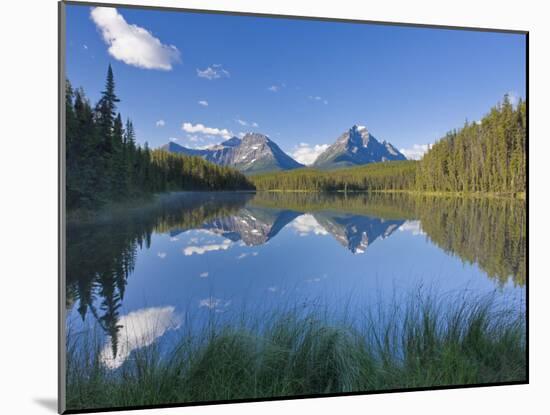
[124, 118, 136, 194]
[94, 64, 120, 197]
[111, 112, 128, 198]
[95, 65, 119, 151]
[70, 88, 102, 208]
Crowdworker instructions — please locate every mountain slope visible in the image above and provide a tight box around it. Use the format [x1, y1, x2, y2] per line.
[160, 141, 208, 157]
[231, 133, 304, 173]
[161, 133, 304, 173]
[313, 125, 406, 169]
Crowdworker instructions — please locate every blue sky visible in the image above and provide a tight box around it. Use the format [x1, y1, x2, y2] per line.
[65, 4, 526, 163]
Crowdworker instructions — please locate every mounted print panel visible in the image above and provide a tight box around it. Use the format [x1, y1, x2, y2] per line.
[59, 1, 527, 413]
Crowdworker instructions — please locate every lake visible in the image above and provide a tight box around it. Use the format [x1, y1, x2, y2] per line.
[65, 192, 526, 370]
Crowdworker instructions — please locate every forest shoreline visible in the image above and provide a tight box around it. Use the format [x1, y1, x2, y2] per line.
[66, 187, 525, 223]
[248, 188, 526, 199]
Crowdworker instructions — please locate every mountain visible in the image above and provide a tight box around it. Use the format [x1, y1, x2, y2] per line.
[161, 141, 208, 157]
[161, 133, 304, 174]
[313, 125, 406, 169]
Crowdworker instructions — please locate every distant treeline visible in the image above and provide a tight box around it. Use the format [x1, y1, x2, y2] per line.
[66, 65, 254, 211]
[252, 161, 417, 192]
[252, 96, 526, 194]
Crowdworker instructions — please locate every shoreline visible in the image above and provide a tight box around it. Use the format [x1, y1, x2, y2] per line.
[67, 188, 525, 223]
[249, 189, 526, 200]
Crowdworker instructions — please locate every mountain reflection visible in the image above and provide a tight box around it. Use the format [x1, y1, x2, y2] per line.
[173, 208, 402, 253]
[66, 191, 526, 362]
[183, 208, 302, 246]
[312, 212, 404, 254]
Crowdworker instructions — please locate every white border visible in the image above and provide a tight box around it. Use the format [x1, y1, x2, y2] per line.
[2, 1, 547, 414]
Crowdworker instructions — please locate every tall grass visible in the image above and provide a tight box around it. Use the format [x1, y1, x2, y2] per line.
[66, 292, 526, 411]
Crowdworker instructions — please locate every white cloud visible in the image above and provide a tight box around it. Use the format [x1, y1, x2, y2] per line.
[291, 214, 328, 236]
[308, 95, 328, 105]
[83, 44, 88, 50]
[100, 306, 181, 369]
[90, 7, 180, 70]
[290, 143, 330, 165]
[197, 64, 230, 80]
[198, 100, 208, 107]
[268, 82, 286, 92]
[169, 236, 179, 242]
[236, 253, 249, 260]
[169, 137, 179, 142]
[181, 122, 233, 139]
[199, 272, 209, 278]
[400, 144, 432, 160]
[199, 298, 221, 309]
[399, 220, 426, 236]
[187, 135, 202, 142]
[157, 252, 167, 259]
[183, 240, 232, 256]
[236, 119, 259, 128]
[156, 119, 165, 127]
[199, 297, 231, 310]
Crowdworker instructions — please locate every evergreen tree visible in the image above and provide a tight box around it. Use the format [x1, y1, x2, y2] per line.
[112, 112, 128, 198]
[124, 118, 136, 194]
[94, 64, 120, 197]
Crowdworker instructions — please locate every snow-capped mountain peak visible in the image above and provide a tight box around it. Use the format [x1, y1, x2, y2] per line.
[161, 132, 303, 173]
[313, 124, 407, 168]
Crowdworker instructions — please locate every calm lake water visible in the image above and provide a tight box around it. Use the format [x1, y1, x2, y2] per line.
[66, 192, 526, 369]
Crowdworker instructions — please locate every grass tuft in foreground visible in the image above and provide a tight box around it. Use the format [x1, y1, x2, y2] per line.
[66, 293, 526, 410]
